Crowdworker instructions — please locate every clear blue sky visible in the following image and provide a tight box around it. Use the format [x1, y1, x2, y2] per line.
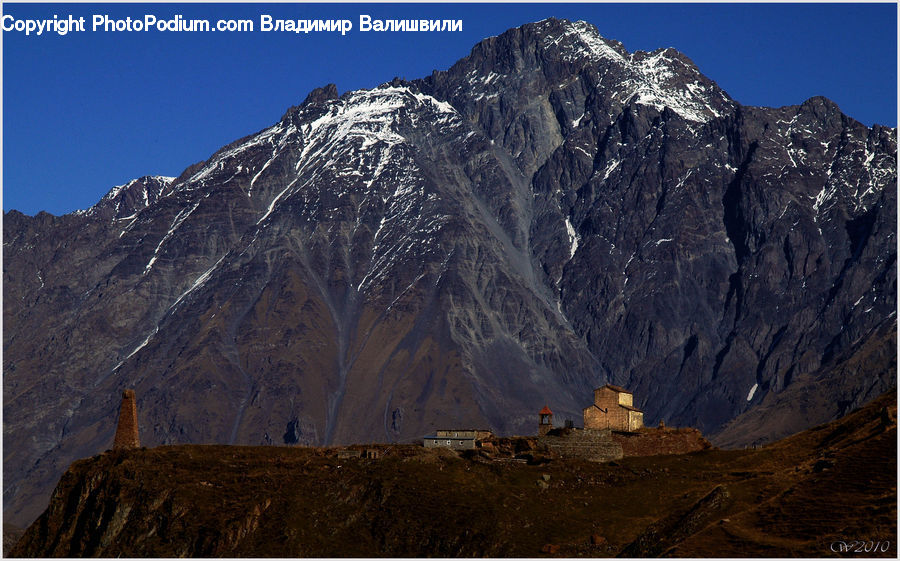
[3, 2, 897, 216]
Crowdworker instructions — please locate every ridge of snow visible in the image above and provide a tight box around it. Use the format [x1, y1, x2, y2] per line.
[101, 176, 174, 204]
[545, 20, 727, 123]
[282, 86, 456, 202]
[74, 176, 175, 216]
[167, 253, 228, 314]
[101, 181, 134, 203]
[143, 201, 201, 275]
[229, 85, 460, 293]
[188, 123, 287, 185]
[598, 159, 621, 182]
[112, 326, 159, 372]
[171, 85, 463, 266]
[566, 20, 627, 62]
[298, 86, 457, 164]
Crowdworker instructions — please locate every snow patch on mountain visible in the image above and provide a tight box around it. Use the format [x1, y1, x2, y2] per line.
[74, 176, 175, 217]
[297, 86, 458, 169]
[171, 84, 464, 295]
[564, 216, 580, 259]
[626, 50, 726, 122]
[746, 383, 759, 401]
[143, 201, 201, 275]
[189, 124, 287, 186]
[549, 20, 730, 123]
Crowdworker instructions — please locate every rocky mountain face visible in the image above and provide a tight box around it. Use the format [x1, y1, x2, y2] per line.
[3, 18, 896, 528]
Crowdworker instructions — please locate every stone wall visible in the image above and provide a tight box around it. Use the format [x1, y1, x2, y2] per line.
[435, 430, 492, 439]
[627, 410, 644, 432]
[611, 427, 710, 457]
[584, 402, 630, 431]
[113, 390, 140, 449]
[539, 428, 623, 461]
[424, 437, 476, 450]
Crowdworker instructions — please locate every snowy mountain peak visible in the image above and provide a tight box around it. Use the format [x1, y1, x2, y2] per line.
[552, 19, 732, 122]
[559, 19, 630, 62]
[75, 175, 174, 219]
[177, 84, 462, 202]
[424, 18, 732, 126]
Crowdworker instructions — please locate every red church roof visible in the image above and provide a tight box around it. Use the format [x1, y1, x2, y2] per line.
[539, 405, 553, 415]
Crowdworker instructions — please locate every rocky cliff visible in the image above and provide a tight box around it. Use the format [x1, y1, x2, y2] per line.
[3, 18, 896, 527]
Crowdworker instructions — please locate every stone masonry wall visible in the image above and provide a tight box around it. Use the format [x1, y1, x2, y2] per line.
[584, 403, 630, 431]
[113, 390, 140, 449]
[539, 428, 623, 461]
[611, 427, 710, 457]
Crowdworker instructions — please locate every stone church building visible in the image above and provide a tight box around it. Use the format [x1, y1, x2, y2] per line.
[583, 384, 644, 431]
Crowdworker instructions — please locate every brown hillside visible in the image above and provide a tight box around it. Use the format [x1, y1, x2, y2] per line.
[11, 391, 896, 557]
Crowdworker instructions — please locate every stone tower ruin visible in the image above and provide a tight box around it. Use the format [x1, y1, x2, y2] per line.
[113, 389, 140, 449]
